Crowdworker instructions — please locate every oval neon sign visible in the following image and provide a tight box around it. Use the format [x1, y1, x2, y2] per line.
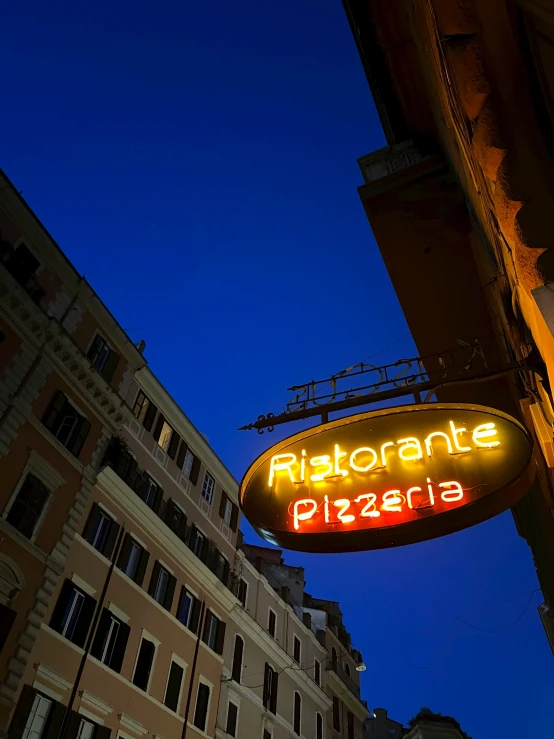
[239, 404, 534, 552]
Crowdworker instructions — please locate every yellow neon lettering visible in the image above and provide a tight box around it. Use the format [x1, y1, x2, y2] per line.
[381, 490, 404, 512]
[397, 437, 423, 461]
[310, 455, 333, 481]
[350, 447, 377, 472]
[449, 421, 471, 452]
[293, 499, 318, 530]
[269, 454, 297, 486]
[334, 444, 348, 477]
[333, 499, 355, 523]
[300, 450, 307, 483]
[355, 493, 380, 518]
[324, 495, 330, 523]
[424, 431, 453, 457]
[407, 486, 423, 509]
[439, 480, 464, 502]
[380, 441, 395, 468]
[472, 423, 500, 448]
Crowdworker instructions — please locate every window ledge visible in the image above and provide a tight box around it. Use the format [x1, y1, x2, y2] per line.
[0, 518, 48, 563]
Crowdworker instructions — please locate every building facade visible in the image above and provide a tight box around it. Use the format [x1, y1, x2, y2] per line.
[0, 168, 368, 739]
[342, 0, 554, 628]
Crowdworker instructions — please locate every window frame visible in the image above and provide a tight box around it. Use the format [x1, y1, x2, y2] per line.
[293, 691, 301, 736]
[237, 579, 248, 609]
[163, 655, 187, 714]
[316, 712, 323, 739]
[293, 634, 301, 665]
[85, 331, 113, 374]
[314, 659, 321, 686]
[22, 691, 53, 739]
[42, 391, 90, 458]
[201, 472, 215, 504]
[268, 608, 277, 639]
[192, 678, 212, 733]
[132, 390, 150, 425]
[231, 634, 244, 683]
[182, 449, 195, 478]
[132, 632, 158, 693]
[3, 473, 52, 542]
[225, 700, 240, 738]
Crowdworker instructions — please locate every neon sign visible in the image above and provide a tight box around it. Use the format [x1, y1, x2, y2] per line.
[239, 404, 534, 552]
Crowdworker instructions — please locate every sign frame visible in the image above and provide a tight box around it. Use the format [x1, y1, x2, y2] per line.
[239, 403, 535, 553]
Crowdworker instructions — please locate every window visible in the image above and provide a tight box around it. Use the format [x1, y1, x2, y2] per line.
[50, 580, 96, 648]
[176, 587, 202, 632]
[5, 474, 50, 539]
[164, 660, 184, 713]
[117, 534, 149, 585]
[345, 663, 351, 677]
[83, 504, 119, 558]
[132, 637, 156, 691]
[263, 664, 278, 714]
[0, 604, 16, 653]
[332, 647, 338, 669]
[76, 718, 96, 739]
[237, 579, 248, 609]
[316, 712, 323, 739]
[202, 610, 226, 654]
[87, 334, 119, 382]
[268, 609, 276, 639]
[153, 414, 174, 453]
[42, 392, 91, 457]
[201, 472, 215, 504]
[232, 635, 244, 683]
[333, 696, 340, 732]
[314, 659, 321, 686]
[293, 692, 301, 736]
[193, 681, 211, 732]
[214, 551, 229, 583]
[263, 731, 272, 739]
[133, 391, 157, 431]
[148, 562, 176, 610]
[226, 702, 238, 738]
[180, 448, 195, 478]
[141, 476, 161, 511]
[219, 493, 238, 531]
[190, 528, 207, 560]
[164, 500, 187, 537]
[347, 711, 354, 739]
[293, 635, 301, 664]
[91, 608, 130, 673]
[22, 692, 52, 739]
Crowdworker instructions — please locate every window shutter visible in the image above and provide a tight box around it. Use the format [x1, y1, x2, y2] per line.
[148, 561, 161, 597]
[96, 727, 112, 739]
[117, 533, 133, 572]
[111, 621, 130, 674]
[82, 504, 102, 542]
[72, 592, 96, 648]
[103, 519, 120, 559]
[64, 710, 83, 739]
[189, 456, 201, 485]
[218, 494, 227, 518]
[230, 504, 239, 533]
[152, 414, 165, 441]
[90, 608, 111, 660]
[215, 619, 226, 655]
[176, 586, 185, 619]
[270, 669, 278, 715]
[165, 662, 184, 712]
[262, 664, 270, 707]
[165, 574, 177, 611]
[176, 441, 188, 469]
[135, 548, 149, 587]
[43, 701, 67, 739]
[70, 417, 91, 458]
[142, 402, 158, 431]
[102, 350, 120, 384]
[49, 579, 73, 633]
[152, 486, 163, 514]
[202, 611, 211, 644]
[0, 604, 16, 652]
[189, 599, 202, 634]
[167, 431, 180, 460]
[42, 390, 66, 431]
[7, 684, 37, 739]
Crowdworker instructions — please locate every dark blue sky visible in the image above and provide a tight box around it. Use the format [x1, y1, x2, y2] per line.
[4, 1, 552, 736]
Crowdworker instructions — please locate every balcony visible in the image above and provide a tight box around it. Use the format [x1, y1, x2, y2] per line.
[103, 437, 238, 595]
[330, 660, 360, 699]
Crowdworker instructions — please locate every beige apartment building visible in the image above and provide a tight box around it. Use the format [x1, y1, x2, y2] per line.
[0, 168, 368, 739]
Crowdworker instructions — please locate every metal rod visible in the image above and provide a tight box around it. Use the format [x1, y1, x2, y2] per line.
[181, 601, 206, 739]
[57, 525, 126, 739]
[239, 363, 544, 432]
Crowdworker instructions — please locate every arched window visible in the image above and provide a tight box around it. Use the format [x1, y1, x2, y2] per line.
[316, 712, 323, 739]
[232, 635, 244, 683]
[332, 647, 338, 669]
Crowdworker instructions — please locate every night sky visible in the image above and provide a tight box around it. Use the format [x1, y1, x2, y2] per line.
[3, 1, 552, 736]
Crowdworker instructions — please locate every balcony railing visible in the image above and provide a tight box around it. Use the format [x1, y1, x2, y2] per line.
[331, 661, 361, 698]
[103, 437, 238, 595]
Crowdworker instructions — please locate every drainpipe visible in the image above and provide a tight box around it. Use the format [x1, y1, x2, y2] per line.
[181, 602, 206, 739]
[57, 526, 126, 739]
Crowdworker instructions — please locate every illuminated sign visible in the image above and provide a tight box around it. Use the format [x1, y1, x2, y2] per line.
[239, 404, 534, 552]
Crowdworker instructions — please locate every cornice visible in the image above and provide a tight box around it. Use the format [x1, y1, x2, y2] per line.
[0, 264, 132, 430]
